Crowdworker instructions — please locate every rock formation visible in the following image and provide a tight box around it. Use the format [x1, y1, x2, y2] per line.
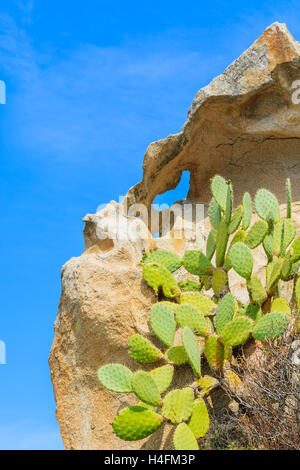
[49, 22, 300, 449]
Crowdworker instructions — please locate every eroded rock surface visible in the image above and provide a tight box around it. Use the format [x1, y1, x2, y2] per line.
[49, 23, 300, 450]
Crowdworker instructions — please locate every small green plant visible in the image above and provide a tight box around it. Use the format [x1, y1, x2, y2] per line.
[97, 175, 299, 450]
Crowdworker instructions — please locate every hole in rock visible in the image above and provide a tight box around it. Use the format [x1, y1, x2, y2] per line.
[152, 171, 190, 207]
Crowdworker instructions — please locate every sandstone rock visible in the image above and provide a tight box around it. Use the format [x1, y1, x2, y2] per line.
[49, 23, 300, 450]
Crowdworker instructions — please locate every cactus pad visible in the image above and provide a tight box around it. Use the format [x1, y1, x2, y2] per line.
[271, 297, 291, 314]
[162, 388, 194, 423]
[131, 371, 162, 406]
[244, 303, 263, 322]
[246, 275, 267, 305]
[112, 406, 163, 441]
[204, 335, 225, 370]
[195, 375, 219, 397]
[244, 220, 268, 249]
[220, 316, 253, 346]
[98, 364, 133, 393]
[242, 192, 252, 230]
[224, 369, 244, 395]
[182, 326, 201, 377]
[212, 267, 228, 297]
[165, 345, 188, 365]
[253, 312, 290, 341]
[178, 278, 202, 292]
[211, 175, 228, 211]
[223, 230, 246, 271]
[206, 229, 217, 260]
[255, 188, 280, 222]
[216, 217, 229, 266]
[228, 205, 244, 234]
[273, 219, 296, 256]
[183, 250, 213, 275]
[266, 257, 283, 294]
[188, 398, 210, 438]
[173, 423, 199, 451]
[180, 292, 216, 316]
[149, 365, 174, 394]
[150, 303, 176, 347]
[155, 301, 178, 315]
[208, 197, 221, 229]
[128, 334, 162, 363]
[215, 293, 235, 335]
[141, 250, 182, 272]
[175, 303, 211, 336]
[291, 237, 300, 262]
[143, 262, 180, 298]
[229, 242, 253, 279]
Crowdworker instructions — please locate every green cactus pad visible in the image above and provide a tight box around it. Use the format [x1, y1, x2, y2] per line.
[112, 406, 163, 441]
[223, 229, 246, 271]
[211, 175, 228, 212]
[286, 178, 292, 218]
[273, 219, 296, 257]
[131, 371, 162, 406]
[271, 297, 291, 314]
[281, 254, 292, 280]
[165, 345, 188, 365]
[252, 312, 290, 341]
[295, 277, 300, 309]
[162, 388, 194, 423]
[143, 262, 180, 298]
[178, 279, 202, 292]
[206, 229, 217, 260]
[141, 249, 182, 272]
[204, 335, 224, 370]
[180, 292, 216, 316]
[215, 293, 235, 335]
[208, 197, 221, 229]
[182, 326, 201, 377]
[195, 375, 219, 397]
[173, 423, 199, 450]
[244, 303, 263, 322]
[199, 274, 212, 291]
[225, 181, 233, 223]
[229, 242, 253, 279]
[228, 205, 244, 234]
[183, 250, 213, 276]
[255, 188, 280, 222]
[266, 257, 283, 294]
[155, 301, 178, 315]
[244, 220, 268, 249]
[149, 365, 174, 394]
[263, 231, 274, 262]
[128, 334, 163, 363]
[216, 217, 229, 266]
[290, 237, 300, 262]
[175, 303, 211, 337]
[212, 267, 229, 297]
[97, 364, 133, 393]
[220, 317, 253, 346]
[150, 303, 176, 347]
[246, 275, 267, 305]
[188, 398, 210, 438]
[242, 192, 252, 230]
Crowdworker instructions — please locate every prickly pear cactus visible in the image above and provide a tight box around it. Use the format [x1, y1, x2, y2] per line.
[97, 175, 298, 450]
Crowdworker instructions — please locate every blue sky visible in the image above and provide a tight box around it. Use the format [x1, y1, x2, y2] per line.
[1, 0, 300, 450]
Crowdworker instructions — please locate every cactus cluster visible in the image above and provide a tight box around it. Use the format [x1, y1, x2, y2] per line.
[97, 175, 299, 450]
